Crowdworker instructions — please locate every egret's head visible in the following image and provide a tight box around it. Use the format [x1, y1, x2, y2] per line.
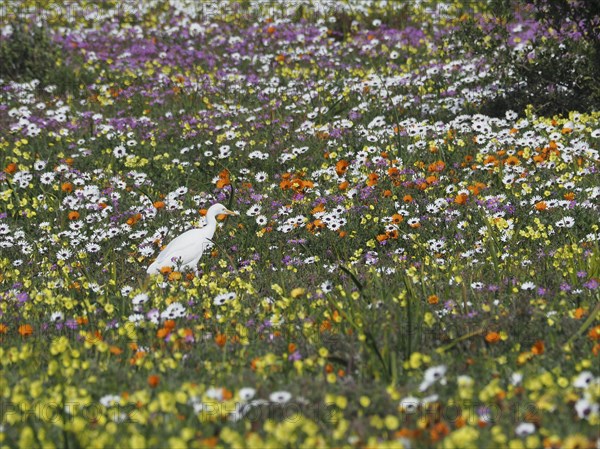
[208, 203, 239, 217]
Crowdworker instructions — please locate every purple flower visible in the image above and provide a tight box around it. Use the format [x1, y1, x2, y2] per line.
[288, 351, 302, 361]
[65, 319, 79, 330]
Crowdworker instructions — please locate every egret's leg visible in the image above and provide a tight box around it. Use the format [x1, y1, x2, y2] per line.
[190, 258, 201, 277]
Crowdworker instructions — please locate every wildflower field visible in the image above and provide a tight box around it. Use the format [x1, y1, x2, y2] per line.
[1, 1, 599, 447]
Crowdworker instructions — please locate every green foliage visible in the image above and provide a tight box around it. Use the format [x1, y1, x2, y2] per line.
[455, 0, 600, 116]
[0, 21, 59, 83]
[532, 0, 600, 45]
[0, 20, 90, 96]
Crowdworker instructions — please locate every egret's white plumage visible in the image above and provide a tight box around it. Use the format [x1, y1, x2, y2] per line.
[147, 203, 238, 275]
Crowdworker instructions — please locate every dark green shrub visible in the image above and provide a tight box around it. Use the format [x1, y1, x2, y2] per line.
[532, 0, 600, 48]
[0, 19, 91, 96]
[456, 0, 600, 116]
[0, 20, 60, 83]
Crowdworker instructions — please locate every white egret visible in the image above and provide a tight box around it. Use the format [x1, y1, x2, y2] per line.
[147, 203, 239, 275]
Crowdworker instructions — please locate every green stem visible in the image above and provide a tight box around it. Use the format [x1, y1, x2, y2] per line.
[564, 301, 600, 349]
[436, 328, 484, 354]
[338, 265, 363, 292]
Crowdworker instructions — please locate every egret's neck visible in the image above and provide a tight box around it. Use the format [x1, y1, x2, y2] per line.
[205, 213, 218, 237]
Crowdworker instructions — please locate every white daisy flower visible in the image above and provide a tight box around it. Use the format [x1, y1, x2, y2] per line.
[575, 398, 599, 420]
[239, 388, 256, 402]
[399, 396, 420, 413]
[132, 293, 149, 306]
[515, 422, 536, 437]
[246, 204, 262, 216]
[269, 391, 292, 404]
[419, 365, 447, 391]
[520, 282, 536, 291]
[573, 371, 594, 388]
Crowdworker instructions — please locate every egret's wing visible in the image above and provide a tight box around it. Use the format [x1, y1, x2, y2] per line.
[154, 229, 202, 265]
[150, 228, 210, 271]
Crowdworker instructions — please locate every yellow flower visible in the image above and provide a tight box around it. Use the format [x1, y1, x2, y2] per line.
[30, 381, 43, 399]
[526, 436, 541, 449]
[167, 437, 187, 448]
[335, 396, 348, 409]
[384, 415, 399, 430]
[445, 426, 480, 449]
[129, 435, 146, 448]
[508, 439, 525, 449]
[409, 352, 422, 369]
[562, 434, 591, 449]
[291, 287, 305, 298]
[18, 426, 35, 449]
[158, 392, 176, 413]
[50, 336, 69, 355]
